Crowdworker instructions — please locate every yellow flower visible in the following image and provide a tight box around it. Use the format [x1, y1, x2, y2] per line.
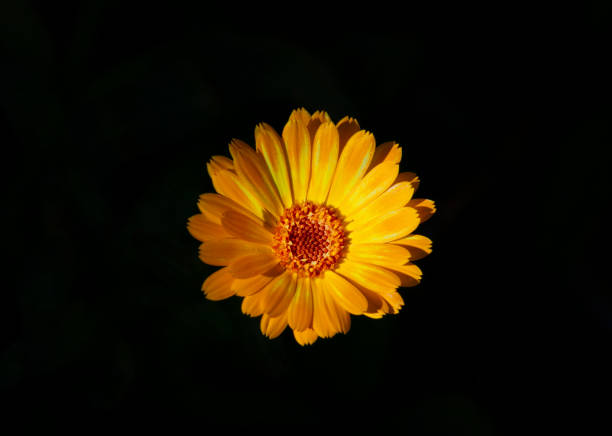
[187, 109, 436, 345]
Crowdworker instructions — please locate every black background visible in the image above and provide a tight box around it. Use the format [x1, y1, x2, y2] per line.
[2, 1, 611, 433]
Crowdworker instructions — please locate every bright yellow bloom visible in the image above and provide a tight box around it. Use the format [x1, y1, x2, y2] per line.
[187, 109, 436, 345]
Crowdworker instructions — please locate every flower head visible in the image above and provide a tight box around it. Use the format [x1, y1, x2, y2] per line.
[188, 109, 436, 345]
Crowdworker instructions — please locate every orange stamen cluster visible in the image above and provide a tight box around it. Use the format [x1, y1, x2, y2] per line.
[272, 202, 347, 277]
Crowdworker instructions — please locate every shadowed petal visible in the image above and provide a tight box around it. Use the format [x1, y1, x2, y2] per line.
[260, 312, 288, 339]
[201, 267, 235, 301]
[187, 214, 231, 242]
[391, 234, 433, 260]
[227, 252, 279, 279]
[293, 328, 318, 345]
[221, 210, 273, 244]
[408, 198, 436, 223]
[199, 239, 271, 266]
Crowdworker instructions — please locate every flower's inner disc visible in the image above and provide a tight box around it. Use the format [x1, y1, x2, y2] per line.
[272, 202, 346, 277]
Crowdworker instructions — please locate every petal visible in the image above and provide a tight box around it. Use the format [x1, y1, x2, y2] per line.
[326, 130, 376, 207]
[233, 273, 276, 297]
[336, 116, 360, 153]
[255, 123, 293, 208]
[338, 161, 399, 216]
[289, 107, 311, 126]
[379, 289, 404, 313]
[227, 252, 279, 279]
[199, 239, 271, 266]
[322, 270, 368, 315]
[347, 181, 415, 231]
[262, 271, 297, 317]
[198, 193, 262, 226]
[201, 267, 235, 301]
[209, 155, 234, 171]
[307, 110, 332, 143]
[325, 289, 351, 334]
[391, 234, 433, 260]
[282, 119, 311, 204]
[368, 142, 402, 170]
[346, 243, 412, 267]
[187, 214, 231, 242]
[396, 171, 420, 192]
[307, 122, 339, 203]
[260, 312, 288, 339]
[408, 198, 437, 223]
[288, 277, 314, 331]
[241, 291, 266, 317]
[293, 328, 318, 346]
[358, 284, 390, 318]
[221, 210, 273, 244]
[229, 139, 284, 217]
[335, 259, 401, 294]
[206, 165, 267, 221]
[382, 263, 423, 287]
[311, 277, 336, 338]
[349, 207, 420, 244]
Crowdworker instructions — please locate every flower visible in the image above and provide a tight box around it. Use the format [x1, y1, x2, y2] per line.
[187, 108, 435, 345]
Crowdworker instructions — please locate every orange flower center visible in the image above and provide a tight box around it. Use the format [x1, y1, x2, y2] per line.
[272, 202, 347, 277]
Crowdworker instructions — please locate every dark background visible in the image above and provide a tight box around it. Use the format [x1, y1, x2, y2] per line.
[2, 1, 611, 433]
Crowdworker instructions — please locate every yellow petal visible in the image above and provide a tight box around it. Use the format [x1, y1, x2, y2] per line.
[350, 207, 420, 244]
[227, 252, 279, 279]
[221, 210, 273, 244]
[262, 271, 297, 317]
[241, 291, 266, 317]
[336, 116, 360, 153]
[368, 142, 402, 170]
[391, 234, 433, 260]
[311, 277, 336, 338]
[289, 107, 311, 126]
[307, 122, 339, 203]
[315, 278, 351, 336]
[338, 161, 399, 215]
[233, 273, 276, 297]
[322, 270, 368, 315]
[201, 267, 235, 301]
[288, 277, 313, 331]
[255, 123, 293, 208]
[346, 243, 411, 267]
[347, 181, 415, 231]
[335, 259, 401, 294]
[199, 239, 271, 266]
[293, 328, 318, 346]
[326, 130, 375, 207]
[382, 263, 423, 287]
[206, 165, 266, 221]
[197, 193, 262, 225]
[187, 214, 231, 242]
[260, 312, 288, 339]
[229, 139, 284, 217]
[282, 119, 311, 204]
[324, 288, 351, 334]
[408, 198, 436, 223]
